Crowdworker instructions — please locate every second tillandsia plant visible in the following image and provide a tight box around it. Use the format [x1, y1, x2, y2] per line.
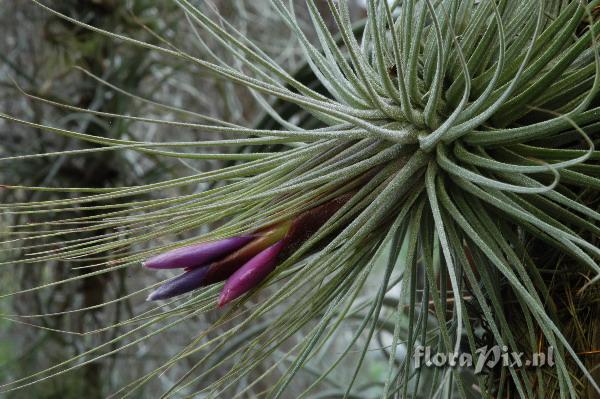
[1, 0, 600, 398]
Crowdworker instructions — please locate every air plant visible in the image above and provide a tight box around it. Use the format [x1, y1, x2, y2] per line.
[145, 192, 352, 303]
[1, 0, 600, 398]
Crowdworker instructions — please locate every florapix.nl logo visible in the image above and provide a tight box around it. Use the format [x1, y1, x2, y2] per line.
[414, 345, 555, 374]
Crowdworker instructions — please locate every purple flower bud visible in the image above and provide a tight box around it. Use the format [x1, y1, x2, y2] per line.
[146, 265, 209, 301]
[143, 236, 253, 270]
[218, 240, 285, 307]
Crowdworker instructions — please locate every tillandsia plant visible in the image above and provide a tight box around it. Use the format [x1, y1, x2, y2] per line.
[1, 0, 600, 398]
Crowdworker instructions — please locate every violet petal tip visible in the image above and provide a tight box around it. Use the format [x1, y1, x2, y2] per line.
[146, 291, 159, 301]
[218, 289, 232, 307]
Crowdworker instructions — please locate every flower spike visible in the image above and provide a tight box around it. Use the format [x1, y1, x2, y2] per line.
[145, 193, 353, 302]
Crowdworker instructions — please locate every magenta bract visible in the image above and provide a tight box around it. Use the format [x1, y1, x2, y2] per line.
[218, 240, 285, 307]
[143, 236, 253, 270]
